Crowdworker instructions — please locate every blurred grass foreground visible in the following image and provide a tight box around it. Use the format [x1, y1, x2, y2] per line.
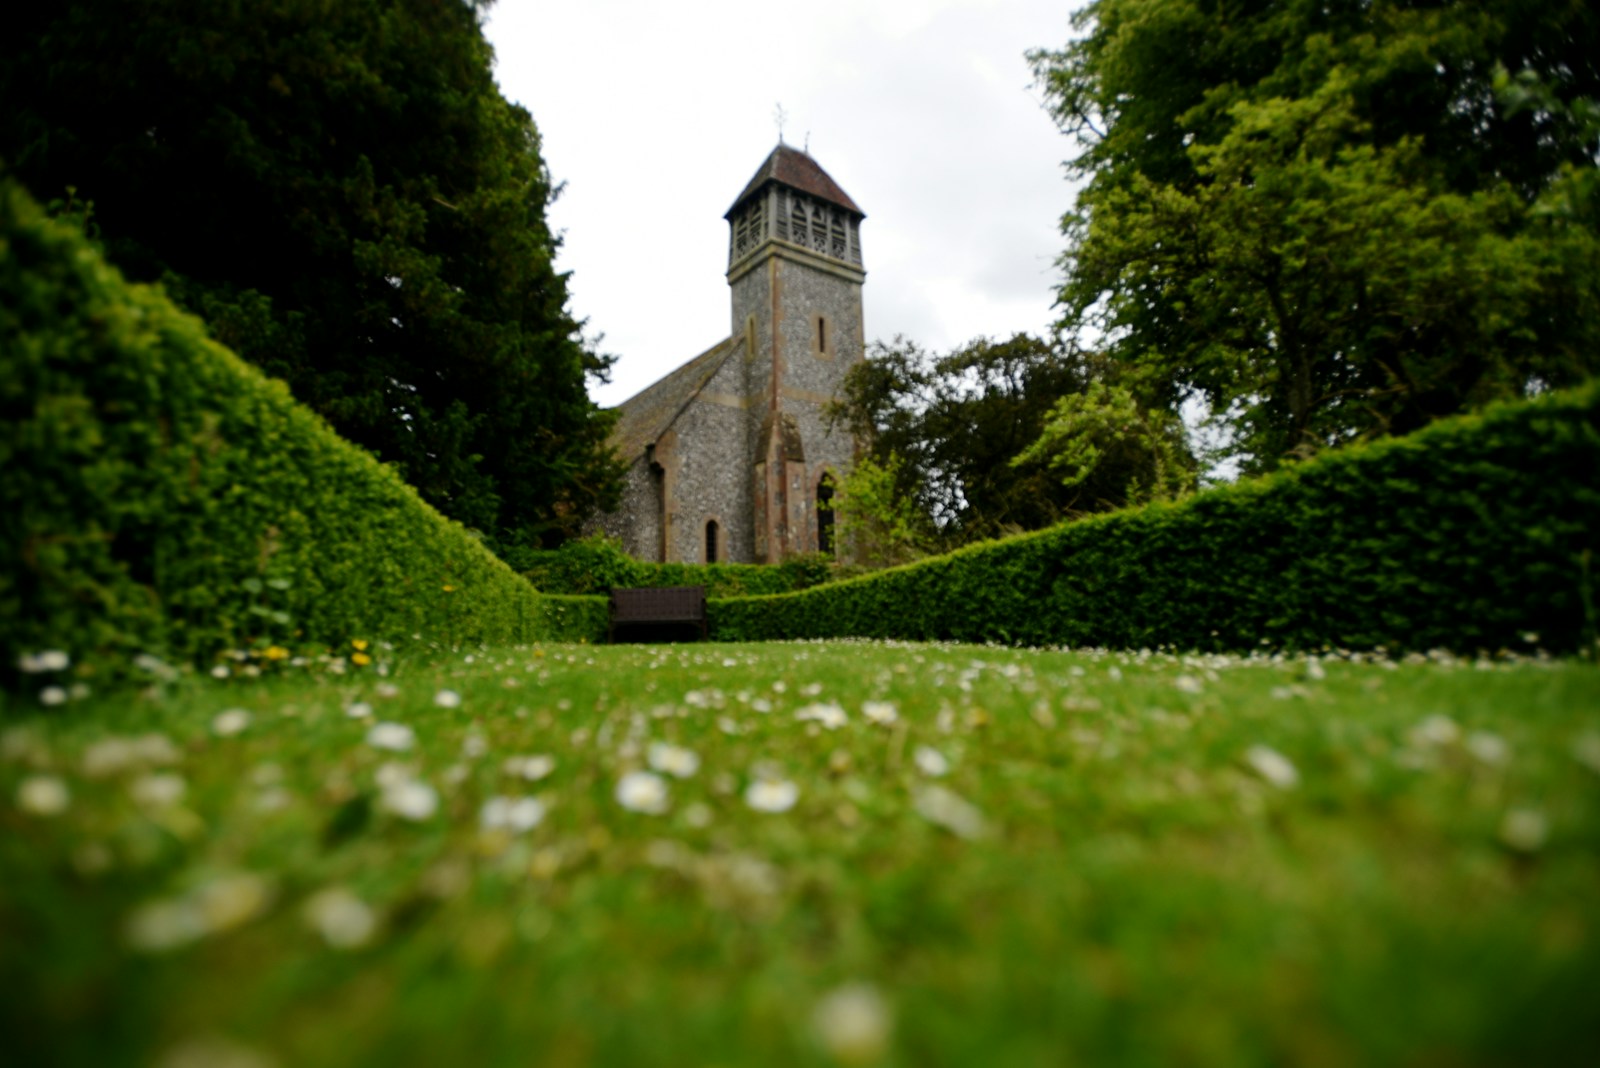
[4, 641, 1599, 1066]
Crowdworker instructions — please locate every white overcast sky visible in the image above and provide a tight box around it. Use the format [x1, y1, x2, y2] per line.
[483, 0, 1085, 408]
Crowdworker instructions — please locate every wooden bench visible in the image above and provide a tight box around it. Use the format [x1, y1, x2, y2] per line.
[608, 586, 708, 644]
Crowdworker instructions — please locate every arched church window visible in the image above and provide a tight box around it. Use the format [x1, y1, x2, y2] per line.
[816, 474, 836, 557]
[705, 519, 719, 564]
[830, 210, 848, 259]
[817, 316, 827, 355]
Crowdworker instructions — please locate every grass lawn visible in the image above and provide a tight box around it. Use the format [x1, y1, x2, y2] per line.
[4, 640, 1599, 1067]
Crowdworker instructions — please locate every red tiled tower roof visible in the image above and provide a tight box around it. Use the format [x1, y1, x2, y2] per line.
[725, 143, 864, 219]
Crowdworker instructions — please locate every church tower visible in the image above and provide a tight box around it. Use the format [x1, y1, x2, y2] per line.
[724, 144, 865, 562]
[593, 144, 866, 565]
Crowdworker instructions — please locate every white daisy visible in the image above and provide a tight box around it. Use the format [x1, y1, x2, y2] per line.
[1410, 715, 1460, 748]
[374, 762, 415, 789]
[303, 887, 377, 949]
[480, 796, 546, 833]
[1244, 745, 1299, 789]
[1500, 808, 1548, 852]
[254, 787, 292, 812]
[745, 777, 799, 813]
[616, 770, 670, 814]
[504, 754, 555, 780]
[379, 778, 438, 821]
[18, 650, 70, 674]
[194, 873, 273, 933]
[17, 775, 70, 816]
[796, 702, 849, 730]
[862, 700, 898, 726]
[648, 742, 700, 779]
[913, 785, 985, 839]
[913, 746, 950, 777]
[812, 983, 893, 1065]
[211, 709, 252, 737]
[366, 722, 415, 752]
[1466, 731, 1510, 767]
[130, 773, 187, 808]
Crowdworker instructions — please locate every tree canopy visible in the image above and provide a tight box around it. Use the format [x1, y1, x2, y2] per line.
[0, 0, 621, 547]
[1032, 0, 1600, 472]
[829, 334, 1192, 554]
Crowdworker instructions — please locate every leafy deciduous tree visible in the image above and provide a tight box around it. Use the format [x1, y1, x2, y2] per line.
[830, 333, 1191, 552]
[832, 454, 936, 570]
[1014, 381, 1194, 510]
[1031, 0, 1600, 472]
[829, 334, 1096, 547]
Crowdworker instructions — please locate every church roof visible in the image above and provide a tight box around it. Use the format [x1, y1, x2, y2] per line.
[609, 333, 744, 462]
[725, 143, 863, 219]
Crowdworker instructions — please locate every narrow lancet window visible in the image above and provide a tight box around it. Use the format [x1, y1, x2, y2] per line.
[705, 519, 719, 564]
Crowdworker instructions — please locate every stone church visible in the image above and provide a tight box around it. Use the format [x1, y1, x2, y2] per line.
[592, 144, 866, 564]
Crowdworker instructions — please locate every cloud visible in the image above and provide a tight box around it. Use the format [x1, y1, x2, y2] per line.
[485, 0, 1084, 408]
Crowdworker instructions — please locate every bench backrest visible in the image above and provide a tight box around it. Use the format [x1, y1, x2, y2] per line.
[609, 586, 707, 624]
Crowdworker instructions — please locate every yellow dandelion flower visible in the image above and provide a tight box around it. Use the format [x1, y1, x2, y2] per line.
[352, 652, 372, 666]
[442, 584, 457, 592]
[351, 639, 369, 651]
[264, 646, 290, 661]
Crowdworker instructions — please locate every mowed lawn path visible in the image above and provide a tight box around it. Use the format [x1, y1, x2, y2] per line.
[4, 641, 1599, 1066]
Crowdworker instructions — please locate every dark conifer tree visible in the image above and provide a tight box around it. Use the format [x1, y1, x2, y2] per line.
[0, 0, 622, 547]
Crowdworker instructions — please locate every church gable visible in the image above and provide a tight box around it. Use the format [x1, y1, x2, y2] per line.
[610, 333, 743, 465]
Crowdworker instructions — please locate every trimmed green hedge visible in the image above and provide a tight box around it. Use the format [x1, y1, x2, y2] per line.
[1, 179, 553, 685]
[513, 536, 834, 597]
[711, 384, 1600, 654]
[531, 595, 610, 643]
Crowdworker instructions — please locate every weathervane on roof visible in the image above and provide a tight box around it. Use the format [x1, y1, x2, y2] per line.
[773, 103, 787, 145]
